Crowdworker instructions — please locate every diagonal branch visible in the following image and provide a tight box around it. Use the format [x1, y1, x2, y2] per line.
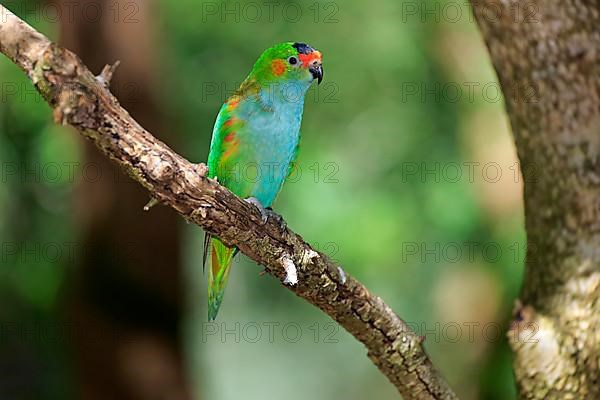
[0, 5, 457, 399]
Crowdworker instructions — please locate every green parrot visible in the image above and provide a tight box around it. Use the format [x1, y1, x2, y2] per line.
[204, 42, 324, 320]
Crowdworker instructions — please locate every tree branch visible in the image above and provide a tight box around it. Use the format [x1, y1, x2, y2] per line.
[0, 5, 458, 399]
[470, 0, 600, 398]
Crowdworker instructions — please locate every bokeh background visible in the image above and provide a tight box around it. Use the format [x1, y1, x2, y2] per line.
[0, 0, 524, 399]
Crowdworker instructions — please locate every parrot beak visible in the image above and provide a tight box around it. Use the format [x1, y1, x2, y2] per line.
[295, 43, 323, 84]
[309, 62, 323, 84]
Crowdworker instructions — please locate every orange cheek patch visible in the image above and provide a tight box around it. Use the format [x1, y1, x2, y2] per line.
[271, 59, 286, 76]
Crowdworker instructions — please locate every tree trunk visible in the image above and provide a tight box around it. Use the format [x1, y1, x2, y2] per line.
[471, 0, 600, 398]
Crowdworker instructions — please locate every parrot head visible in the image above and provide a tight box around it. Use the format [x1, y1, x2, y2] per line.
[248, 42, 323, 87]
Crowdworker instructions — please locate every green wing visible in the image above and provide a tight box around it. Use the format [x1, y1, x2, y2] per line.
[207, 96, 254, 197]
[204, 96, 252, 318]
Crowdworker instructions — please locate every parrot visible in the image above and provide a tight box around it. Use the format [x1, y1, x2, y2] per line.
[203, 42, 324, 320]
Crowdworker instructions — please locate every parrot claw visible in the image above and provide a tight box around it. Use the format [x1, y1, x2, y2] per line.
[266, 207, 287, 234]
[244, 197, 269, 223]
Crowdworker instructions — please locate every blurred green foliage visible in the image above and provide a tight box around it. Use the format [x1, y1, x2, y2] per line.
[1, 0, 523, 399]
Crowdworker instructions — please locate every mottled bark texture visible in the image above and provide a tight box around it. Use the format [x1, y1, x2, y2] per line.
[0, 5, 458, 399]
[471, 0, 600, 399]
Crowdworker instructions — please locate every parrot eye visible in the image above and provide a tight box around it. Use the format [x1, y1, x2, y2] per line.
[288, 56, 298, 65]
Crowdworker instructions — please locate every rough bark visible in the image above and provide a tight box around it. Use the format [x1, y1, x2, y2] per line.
[470, 0, 600, 398]
[0, 5, 458, 399]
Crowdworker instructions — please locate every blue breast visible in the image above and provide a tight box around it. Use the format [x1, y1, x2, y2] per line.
[236, 82, 309, 207]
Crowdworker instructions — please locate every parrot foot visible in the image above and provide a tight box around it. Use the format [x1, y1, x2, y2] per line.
[243, 198, 287, 234]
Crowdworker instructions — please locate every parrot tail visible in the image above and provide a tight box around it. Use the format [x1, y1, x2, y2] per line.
[206, 236, 236, 321]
